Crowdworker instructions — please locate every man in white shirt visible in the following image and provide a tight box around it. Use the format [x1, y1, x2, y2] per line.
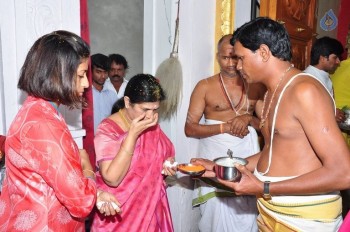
[91, 53, 118, 133]
[304, 36, 345, 123]
[104, 54, 129, 99]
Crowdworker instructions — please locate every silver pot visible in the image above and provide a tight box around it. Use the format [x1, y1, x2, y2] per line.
[213, 157, 247, 182]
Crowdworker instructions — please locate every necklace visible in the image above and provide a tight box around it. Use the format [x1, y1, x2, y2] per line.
[259, 64, 294, 129]
[119, 109, 130, 128]
[219, 73, 247, 115]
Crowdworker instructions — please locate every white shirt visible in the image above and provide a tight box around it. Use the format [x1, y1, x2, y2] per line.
[104, 78, 128, 99]
[92, 85, 118, 134]
[304, 65, 334, 97]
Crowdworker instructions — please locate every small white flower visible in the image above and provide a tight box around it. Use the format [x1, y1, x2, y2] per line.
[14, 210, 37, 230]
[57, 207, 71, 224]
[8, 150, 27, 168]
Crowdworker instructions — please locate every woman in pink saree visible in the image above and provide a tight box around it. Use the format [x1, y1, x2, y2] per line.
[91, 74, 176, 232]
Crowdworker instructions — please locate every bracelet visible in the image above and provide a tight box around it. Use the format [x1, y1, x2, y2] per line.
[83, 169, 96, 178]
[120, 146, 133, 156]
[220, 123, 224, 134]
[87, 176, 95, 182]
[263, 181, 271, 200]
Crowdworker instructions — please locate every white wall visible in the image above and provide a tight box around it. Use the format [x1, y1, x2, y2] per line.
[0, 0, 19, 134]
[235, 0, 252, 29]
[0, 0, 85, 146]
[88, 0, 144, 79]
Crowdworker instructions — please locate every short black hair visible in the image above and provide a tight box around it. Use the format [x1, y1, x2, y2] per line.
[18, 30, 90, 108]
[108, 54, 129, 69]
[91, 53, 110, 71]
[310, 36, 344, 65]
[231, 17, 292, 61]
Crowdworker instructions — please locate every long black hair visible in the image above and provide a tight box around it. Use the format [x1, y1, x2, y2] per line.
[111, 74, 166, 114]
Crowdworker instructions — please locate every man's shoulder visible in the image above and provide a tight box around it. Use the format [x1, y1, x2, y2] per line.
[104, 88, 118, 97]
[303, 65, 314, 72]
[96, 86, 118, 99]
[284, 72, 330, 99]
[205, 74, 218, 82]
[304, 65, 326, 77]
[101, 83, 116, 92]
[190, 76, 219, 97]
[104, 80, 114, 89]
[120, 79, 128, 88]
[195, 75, 217, 87]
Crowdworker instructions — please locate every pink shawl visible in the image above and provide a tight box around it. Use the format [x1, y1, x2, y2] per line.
[339, 212, 350, 232]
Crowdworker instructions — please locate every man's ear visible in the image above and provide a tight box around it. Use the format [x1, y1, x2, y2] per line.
[319, 55, 328, 64]
[258, 44, 271, 62]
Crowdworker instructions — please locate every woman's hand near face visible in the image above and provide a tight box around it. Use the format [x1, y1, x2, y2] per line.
[128, 112, 158, 138]
[103, 110, 159, 186]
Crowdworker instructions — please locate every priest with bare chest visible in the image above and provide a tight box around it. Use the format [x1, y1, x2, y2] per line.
[184, 34, 265, 232]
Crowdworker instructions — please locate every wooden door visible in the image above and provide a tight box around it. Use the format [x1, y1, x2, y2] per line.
[260, 0, 318, 70]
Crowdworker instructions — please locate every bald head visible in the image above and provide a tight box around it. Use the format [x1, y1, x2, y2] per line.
[217, 34, 233, 51]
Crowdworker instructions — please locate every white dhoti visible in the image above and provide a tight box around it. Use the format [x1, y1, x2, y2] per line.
[194, 119, 260, 232]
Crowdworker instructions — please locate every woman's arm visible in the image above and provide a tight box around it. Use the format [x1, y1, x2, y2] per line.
[99, 112, 158, 186]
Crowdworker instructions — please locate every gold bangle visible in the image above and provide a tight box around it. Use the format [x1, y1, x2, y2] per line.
[120, 146, 133, 156]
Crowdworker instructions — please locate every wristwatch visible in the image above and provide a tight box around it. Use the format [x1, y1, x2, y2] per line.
[263, 181, 272, 200]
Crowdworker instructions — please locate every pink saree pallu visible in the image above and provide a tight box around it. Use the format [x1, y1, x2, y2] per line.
[339, 211, 350, 232]
[91, 119, 174, 232]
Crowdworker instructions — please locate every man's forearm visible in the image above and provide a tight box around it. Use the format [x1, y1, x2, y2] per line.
[185, 122, 225, 138]
[249, 115, 261, 131]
